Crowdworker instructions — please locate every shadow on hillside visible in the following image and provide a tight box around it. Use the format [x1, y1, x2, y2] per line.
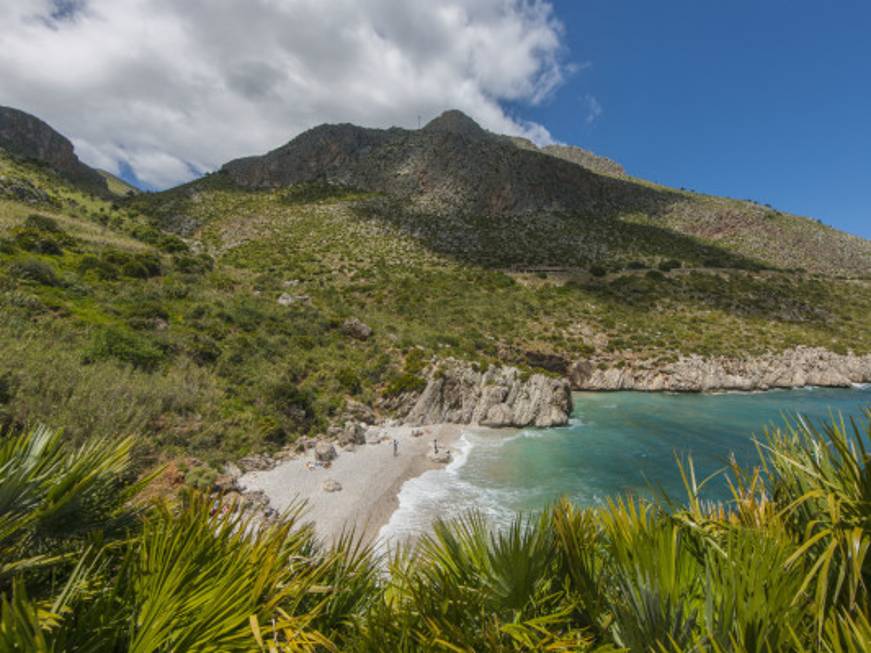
[348, 183, 766, 273]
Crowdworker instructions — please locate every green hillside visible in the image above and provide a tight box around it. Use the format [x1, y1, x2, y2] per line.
[1, 145, 869, 465]
[98, 168, 141, 197]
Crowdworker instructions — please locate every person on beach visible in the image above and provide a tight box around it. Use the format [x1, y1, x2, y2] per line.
[393, 438, 398, 456]
[433, 439, 439, 454]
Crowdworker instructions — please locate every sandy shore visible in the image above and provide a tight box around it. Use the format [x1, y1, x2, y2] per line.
[238, 423, 465, 544]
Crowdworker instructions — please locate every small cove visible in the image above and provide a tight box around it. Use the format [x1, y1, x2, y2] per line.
[378, 386, 871, 542]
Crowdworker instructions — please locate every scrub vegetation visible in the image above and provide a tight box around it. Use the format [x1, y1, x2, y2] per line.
[1, 413, 868, 651]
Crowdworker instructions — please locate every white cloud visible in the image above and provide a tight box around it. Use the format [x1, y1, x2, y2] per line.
[584, 94, 603, 125]
[0, 0, 569, 188]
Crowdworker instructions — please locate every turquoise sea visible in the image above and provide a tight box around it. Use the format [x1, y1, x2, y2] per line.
[379, 386, 871, 542]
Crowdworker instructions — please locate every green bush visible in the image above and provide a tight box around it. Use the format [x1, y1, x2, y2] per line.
[87, 327, 165, 370]
[8, 258, 59, 285]
[336, 368, 362, 394]
[78, 254, 119, 280]
[269, 377, 316, 427]
[589, 265, 607, 278]
[173, 253, 213, 274]
[24, 213, 62, 232]
[658, 258, 682, 272]
[187, 334, 222, 365]
[131, 225, 189, 253]
[384, 372, 427, 396]
[13, 228, 64, 255]
[184, 465, 218, 490]
[121, 252, 162, 278]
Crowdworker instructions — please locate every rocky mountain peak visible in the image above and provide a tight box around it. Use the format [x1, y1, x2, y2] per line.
[0, 106, 108, 195]
[422, 109, 489, 140]
[221, 109, 627, 215]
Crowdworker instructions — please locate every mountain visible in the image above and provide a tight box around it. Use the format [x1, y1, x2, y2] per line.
[0, 106, 109, 196]
[222, 110, 871, 277]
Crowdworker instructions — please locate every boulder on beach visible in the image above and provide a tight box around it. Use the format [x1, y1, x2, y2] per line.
[427, 450, 452, 464]
[338, 421, 367, 446]
[365, 427, 385, 445]
[314, 441, 337, 462]
[322, 479, 343, 492]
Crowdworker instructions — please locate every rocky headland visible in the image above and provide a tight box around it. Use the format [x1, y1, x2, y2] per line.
[403, 360, 573, 428]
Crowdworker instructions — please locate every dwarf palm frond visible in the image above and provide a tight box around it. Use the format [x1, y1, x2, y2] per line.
[760, 412, 870, 627]
[0, 425, 145, 589]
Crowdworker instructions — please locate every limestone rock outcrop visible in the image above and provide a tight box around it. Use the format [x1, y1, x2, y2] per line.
[569, 347, 871, 392]
[405, 360, 573, 428]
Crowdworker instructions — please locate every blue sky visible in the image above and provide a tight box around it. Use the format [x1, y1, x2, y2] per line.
[3, 1, 866, 239]
[521, 1, 870, 238]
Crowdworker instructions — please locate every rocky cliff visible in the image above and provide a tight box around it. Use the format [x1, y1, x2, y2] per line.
[404, 360, 573, 428]
[0, 106, 108, 195]
[221, 110, 655, 217]
[569, 347, 871, 392]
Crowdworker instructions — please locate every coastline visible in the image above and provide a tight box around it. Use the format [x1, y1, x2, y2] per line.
[238, 423, 465, 544]
[569, 346, 871, 393]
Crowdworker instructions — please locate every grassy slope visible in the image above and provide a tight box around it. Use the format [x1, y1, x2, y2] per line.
[1, 152, 870, 465]
[98, 168, 141, 196]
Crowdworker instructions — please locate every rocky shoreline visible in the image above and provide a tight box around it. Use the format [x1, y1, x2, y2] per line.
[568, 347, 871, 392]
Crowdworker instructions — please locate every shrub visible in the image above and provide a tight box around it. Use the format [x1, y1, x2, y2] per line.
[0, 372, 13, 404]
[174, 253, 213, 274]
[658, 258, 682, 272]
[78, 254, 119, 280]
[13, 228, 64, 255]
[187, 334, 222, 365]
[131, 225, 189, 253]
[626, 260, 647, 270]
[384, 372, 427, 396]
[24, 213, 62, 232]
[87, 327, 165, 370]
[589, 265, 607, 278]
[184, 465, 218, 490]
[121, 252, 162, 279]
[8, 258, 59, 285]
[269, 378, 316, 426]
[336, 368, 362, 394]
[646, 270, 666, 281]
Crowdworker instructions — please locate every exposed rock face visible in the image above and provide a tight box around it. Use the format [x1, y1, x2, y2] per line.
[570, 347, 871, 392]
[222, 110, 632, 217]
[0, 106, 108, 195]
[405, 360, 573, 428]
